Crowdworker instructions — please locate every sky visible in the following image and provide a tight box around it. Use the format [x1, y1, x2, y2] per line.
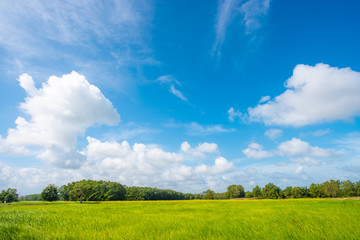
[0, 0, 360, 195]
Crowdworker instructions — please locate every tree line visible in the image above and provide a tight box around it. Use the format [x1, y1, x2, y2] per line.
[1, 179, 360, 203]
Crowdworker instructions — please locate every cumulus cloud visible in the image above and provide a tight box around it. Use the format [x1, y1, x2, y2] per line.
[181, 141, 219, 158]
[228, 107, 243, 122]
[264, 128, 282, 140]
[1, 72, 120, 168]
[195, 157, 234, 175]
[242, 143, 274, 159]
[247, 64, 360, 127]
[277, 138, 335, 158]
[243, 138, 336, 161]
[84, 138, 232, 191]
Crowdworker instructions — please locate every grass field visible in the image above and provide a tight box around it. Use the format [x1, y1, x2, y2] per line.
[0, 199, 359, 239]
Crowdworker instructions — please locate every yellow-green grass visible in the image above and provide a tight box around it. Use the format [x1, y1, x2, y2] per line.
[1, 199, 359, 239]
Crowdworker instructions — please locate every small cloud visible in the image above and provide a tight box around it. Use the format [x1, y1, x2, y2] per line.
[155, 75, 188, 102]
[212, 0, 271, 57]
[295, 166, 304, 175]
[185, 122, 235, 136]
[242, 142, 273, 159]
[170, 85, 187, 101]
[228, 107, 243, 122]
[300, 129, 331, 137]
[181, 141, 219, 158]
[312, 129, 331, 137]
[156, 75, 181, 86]
[259, 95, 270, 103]
[290, 157, 322, 166]
[264, 128, 282, 140]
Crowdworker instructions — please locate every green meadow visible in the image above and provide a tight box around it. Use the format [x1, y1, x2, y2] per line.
[1, 199, 359, 240]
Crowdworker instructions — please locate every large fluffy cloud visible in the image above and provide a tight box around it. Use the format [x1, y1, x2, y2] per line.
[0, 72, 120, 168]
[247, 63, 360, 127]
[277, 138, 335, 158]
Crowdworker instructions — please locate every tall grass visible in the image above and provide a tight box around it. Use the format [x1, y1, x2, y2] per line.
[1, 199, 359, 239]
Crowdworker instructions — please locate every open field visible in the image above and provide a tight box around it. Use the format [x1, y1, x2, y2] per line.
[1, 199, 359, 240]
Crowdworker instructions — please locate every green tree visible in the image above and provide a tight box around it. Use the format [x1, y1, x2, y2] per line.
[309, 183, 324, 198]
[41, 184, 58, 201]
[356, 181, 360, 196]
[323, 180, 340, 198]
[262, 183, 281, 199]
[69, 182, 94, 203]
[204, 189, 215, 199]
[252, 185, 262, 198]
[291, 187, 302, 198]
[340, 180, 356, 197]
[282, 186, 293, 199]
[245, 191, 254, 198]
[0, 188, 19, 203]
[225, 185, 245, 198]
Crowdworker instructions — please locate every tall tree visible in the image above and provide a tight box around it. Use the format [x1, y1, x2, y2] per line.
[252, 185, 262, 198]
[225, 185, 245, 198]
[0, 188, 19, 203]
[309, 183, 324, 198]
[204, 189, 215, 199]
[262, 183, 281, 199]
[340, 180, 356, 197]
[69, 182, 94, 203]
[323, 180, 340, 197]
[41, 184, 58, 201]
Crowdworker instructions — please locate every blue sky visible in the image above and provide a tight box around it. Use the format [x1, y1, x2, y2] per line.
[1, 0, 360, 195]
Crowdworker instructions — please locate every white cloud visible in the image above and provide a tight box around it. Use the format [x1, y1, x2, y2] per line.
[195, 157, 234, 175]
[185, 122, 235, 136]
[0, 0, 155, 90]
[170, 85, 187, 101]
[243, 138, 336, 160]
[0, 0, 149, 54]
[295, 166, 304, 175]
[155, 75, 188, 102]
[239, 0, 271, 34]
[212, 0, 270, 57]
[242, 142, 273, 159]
[277, 138, 335, 158]
[228, 107, 243, 122]
[156, 75, 181, 86]
[312, 129, 331, 137]
[247, 64, 360, 127]
[259, 95, 270, 103]
[1, 72, 120, 168]
[291, 157, 322, 166]
[181, 141, 219, 158]
[212, 0, 238, 57]
[264, 128, 282, 140]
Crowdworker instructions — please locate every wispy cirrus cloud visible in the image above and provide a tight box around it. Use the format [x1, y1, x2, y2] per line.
[156, 75, 188, 101]
[0, 0, 155, 84]
[185, 122, 235, 136]
[212, 0, 271, 57]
